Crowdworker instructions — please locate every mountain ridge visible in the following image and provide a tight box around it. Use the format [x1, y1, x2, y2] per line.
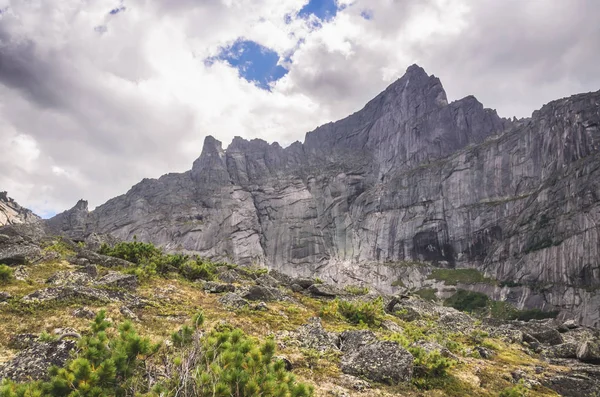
[46, 65, 600, 326]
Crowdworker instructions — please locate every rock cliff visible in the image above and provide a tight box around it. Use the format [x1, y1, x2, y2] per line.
[47, 65, 600, 326]
[0, 192, 40, 227]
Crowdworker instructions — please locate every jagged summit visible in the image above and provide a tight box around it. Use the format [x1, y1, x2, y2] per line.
[0, 192, 40, 226]
[47, 66, 600, 326]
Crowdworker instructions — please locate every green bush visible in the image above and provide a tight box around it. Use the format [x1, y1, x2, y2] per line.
[343, 285, 369, 295]
[444, 289, 489, 313]
[409, 346, 456, 390]
[99, 241, 218, 282]
[161, 325, 313, 397]
[337, 297, 384, 327]
[0, 310, 157, 397]
[0, 264, 13, 283]
[499, 381, 529, 397]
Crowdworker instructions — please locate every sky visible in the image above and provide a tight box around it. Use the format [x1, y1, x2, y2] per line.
[0, 0, 599, 218]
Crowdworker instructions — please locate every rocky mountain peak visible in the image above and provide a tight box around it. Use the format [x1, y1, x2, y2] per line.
[0, 192, 40, 226]
[191, 135, 229, 185]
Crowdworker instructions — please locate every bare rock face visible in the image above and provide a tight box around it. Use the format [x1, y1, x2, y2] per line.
[0, 192, 40, 227]
[47, 65, 600, 327]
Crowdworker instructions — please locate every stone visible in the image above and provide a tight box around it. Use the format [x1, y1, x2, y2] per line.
[0, 340, 76, 382]
[46, 270, 93, 286]
[94, 271, 138, 291]
[255, 274, 280, 288]
[218, 270, 239, 283]
[340, 340, 413, 384]
[290, 284, 304, 293]
[120, 305, 139, 321]
[307, 284, 339, 298]
[72, 307, 96, 319]
[292, 278, 315, 289]
[296, 317, 339, 352]
[241, 285, 284, 301]
[339, 330, 378, 353]
[577, 340, 600, 364]
[218, 293, 249, 310]
[253, 301, 268, 311]
[544, 343, 578, 359]
[339, 374, 371, 391]
[564, 320, 579, 329]
[8, 333, 39, 349]
[202, 281, 236, 293]
[438, 311, 475, 333]
[13, 266, 29, 281]
[381, 319, 403, 333]
[78, 264, 98, 278]
[474, 346, 494, 359]
[531, 329, 564, 346]
[0, 291, 11, 302]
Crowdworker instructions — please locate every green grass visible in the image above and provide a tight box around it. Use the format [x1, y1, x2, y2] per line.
[428, 268, 495, 285]
[413, 288, 438, 301]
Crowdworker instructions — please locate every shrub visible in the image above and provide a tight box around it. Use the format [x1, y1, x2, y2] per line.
[444, 289, 489, 312]
[343, 285, 369, 295]
[414, 288, 438, 301]
[0, 310, 157, 397]
[337, 297, 384, 327]
[180, 260, 216, 281]
[499, 381, 529, 397]
[162, 326, 314, 397]
[99, 241, 218, 281]
[409, 346, 456, 390]
[0, 264, 13, 283]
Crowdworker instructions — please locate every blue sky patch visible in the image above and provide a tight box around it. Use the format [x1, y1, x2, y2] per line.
[207, 40, 288, 91]
[109, 6, 126, 15]
[361, 9, 373, 20]
[299, 0, 338, 21]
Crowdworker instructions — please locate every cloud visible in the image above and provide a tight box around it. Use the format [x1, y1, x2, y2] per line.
[0, 0, 598, 217]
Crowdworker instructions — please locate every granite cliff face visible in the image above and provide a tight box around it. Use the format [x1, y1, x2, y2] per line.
[0, 192, 40, 227]
[48, 65, 600, 326]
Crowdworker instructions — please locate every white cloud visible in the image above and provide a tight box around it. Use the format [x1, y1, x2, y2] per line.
[0, 0, 598, 217]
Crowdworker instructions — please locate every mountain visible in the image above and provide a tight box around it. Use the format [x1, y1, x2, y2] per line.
[0, 192, 40, 227]
[47, 65, 600, 327]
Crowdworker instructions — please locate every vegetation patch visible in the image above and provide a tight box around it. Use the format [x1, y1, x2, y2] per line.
[414, 288, 438, 301]
[343, 285, 369, 295]
[445, 290, 489, 313]
[428, 268, 495, 285]
[0, 265, 13, 284]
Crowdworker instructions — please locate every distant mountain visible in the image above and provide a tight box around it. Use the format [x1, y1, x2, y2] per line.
[0, 192, 40, 227]
[48, 65, 600, 327]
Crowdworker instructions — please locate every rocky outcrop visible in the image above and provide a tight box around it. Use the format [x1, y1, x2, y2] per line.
[47, 65, 600, 327]
[0, 339, 76, 382]
[0, 192, 40, 227]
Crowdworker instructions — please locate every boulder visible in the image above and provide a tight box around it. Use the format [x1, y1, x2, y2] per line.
[94, 272, 138, 291]
[531, 329, 564, 346]
[120, 306, 139, 321]
[22, 286, 145, 307]
[307, 283, 340, 298]
[72, 307, 96, 319]
[0, 339, 77, 382]
[218, 270, 239, 283]
[241, 285, 284, 301]
[339, 330, 378, 353]
[0, 291, 11, 302]
[46, 270, 93, 286]
[218, 293, 249, 310]
[292, 278, 315, 289]
[544, 343, 578, 359]
[8, 333, 39, 350]
[296, 317, 339, 352]
[577, 340, 600, 364]
[340, 340, 413, 384]
[256, 274, 280, 288]
[438, 311, 475, 332]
